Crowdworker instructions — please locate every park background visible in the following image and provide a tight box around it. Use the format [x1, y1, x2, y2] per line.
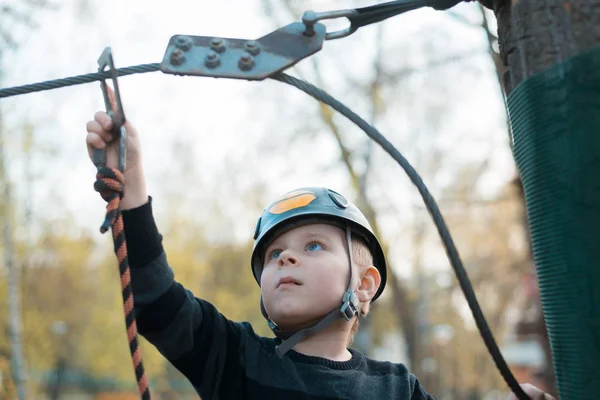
[0, 0, 554, 398]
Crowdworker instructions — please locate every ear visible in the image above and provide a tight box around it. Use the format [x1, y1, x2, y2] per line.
[356, 265, 381, 303]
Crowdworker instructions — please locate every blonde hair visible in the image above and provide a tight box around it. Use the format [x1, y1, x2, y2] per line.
[348, 234, 374, 346]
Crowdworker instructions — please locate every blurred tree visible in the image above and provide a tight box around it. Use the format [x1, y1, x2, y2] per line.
[1, 1, 69, 397]
[0, 0, 57, 50]
[0, 101, 28, 400]
[428, 167, 529, 395]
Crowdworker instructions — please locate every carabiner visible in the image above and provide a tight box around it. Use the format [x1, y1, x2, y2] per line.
[301, 9, 360, 41]
[94, 47, 127, 173]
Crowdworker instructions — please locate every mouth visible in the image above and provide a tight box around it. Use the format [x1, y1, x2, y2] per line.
[277, 276, 302, 287]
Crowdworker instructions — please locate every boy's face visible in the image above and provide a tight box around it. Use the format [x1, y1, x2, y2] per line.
[260, 223, 350, 330]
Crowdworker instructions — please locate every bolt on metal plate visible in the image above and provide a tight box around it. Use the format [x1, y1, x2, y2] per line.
[159, 22, 327, 80]
[170, 48, 186, 65]
[204, 50, 220, 68]
[174, 35, 193, 51]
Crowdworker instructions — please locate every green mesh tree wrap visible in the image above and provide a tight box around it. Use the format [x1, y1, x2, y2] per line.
[507, 46, 600, 400]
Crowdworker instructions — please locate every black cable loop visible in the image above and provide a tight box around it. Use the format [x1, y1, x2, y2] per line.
[270, 72, 531, 400]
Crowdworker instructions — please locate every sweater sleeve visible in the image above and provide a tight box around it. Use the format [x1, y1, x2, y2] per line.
[122, 197, 246, 399]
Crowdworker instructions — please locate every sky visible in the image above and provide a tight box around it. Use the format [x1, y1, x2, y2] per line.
[1, 0, 515, 281]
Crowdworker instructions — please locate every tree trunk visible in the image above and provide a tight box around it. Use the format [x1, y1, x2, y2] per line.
[474, 5, 557, 390]
[495, 0, 600, 93]
[0, 112, 28, 400]
[493, 0, 600, 396]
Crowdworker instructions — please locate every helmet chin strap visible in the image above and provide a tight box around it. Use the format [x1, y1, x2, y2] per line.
[261, 226, 360, 358]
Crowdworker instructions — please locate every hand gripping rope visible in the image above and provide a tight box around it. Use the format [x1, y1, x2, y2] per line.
[91, 49, 150, 400]
[0, 1, 530, 399]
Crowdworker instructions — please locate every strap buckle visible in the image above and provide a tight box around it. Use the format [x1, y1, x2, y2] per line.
[340, 290, 359, 321]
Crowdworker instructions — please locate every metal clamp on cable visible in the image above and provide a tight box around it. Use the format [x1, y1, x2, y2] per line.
[159, 22, 327, 81]
[94, 47, 127, 173]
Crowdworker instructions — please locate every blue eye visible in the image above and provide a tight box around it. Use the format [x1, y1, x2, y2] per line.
[271, 250, 282, 259]
[307, 242, 322, 251]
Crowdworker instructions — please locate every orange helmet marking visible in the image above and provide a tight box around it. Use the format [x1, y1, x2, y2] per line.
[268, 190, 316, 214]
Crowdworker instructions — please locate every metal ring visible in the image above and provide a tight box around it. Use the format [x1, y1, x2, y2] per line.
[301, 9, 359, 41]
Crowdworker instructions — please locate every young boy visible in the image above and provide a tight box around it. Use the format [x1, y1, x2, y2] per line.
[85, 111, 555, 400]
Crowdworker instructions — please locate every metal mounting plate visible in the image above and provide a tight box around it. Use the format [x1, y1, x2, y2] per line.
[159, 22, 326, 80]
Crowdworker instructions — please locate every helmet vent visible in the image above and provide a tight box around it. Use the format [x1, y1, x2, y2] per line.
[328, 189, 349, 208]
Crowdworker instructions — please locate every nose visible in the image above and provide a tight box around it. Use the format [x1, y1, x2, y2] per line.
[278, 250, 299, 267]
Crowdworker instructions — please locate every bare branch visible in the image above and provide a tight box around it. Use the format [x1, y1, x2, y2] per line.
[359, 23, 384, 197]
[24, 0, 59, 9]
[381, 48, 485, 86]
[317, 102, 361, 187]
[306, 57, 361, 187]
[2, 7, 39, 29]
[1, 0, 59, 47]
[0, 103, 29, 400]
[1, 31, 17, 51]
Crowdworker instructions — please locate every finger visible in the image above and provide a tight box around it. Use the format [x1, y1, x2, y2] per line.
[106, 84, 127, 125]
[123, 119, 137, 136]
[106, 84, 117, 113]
[86, 132, 107, 150]
[94, 110, 113, 131]
[86, 120, 114, 143]
[521, 384, 552, 400]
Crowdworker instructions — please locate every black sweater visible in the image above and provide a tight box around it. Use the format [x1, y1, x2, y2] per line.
[122, 198, 435, 400]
